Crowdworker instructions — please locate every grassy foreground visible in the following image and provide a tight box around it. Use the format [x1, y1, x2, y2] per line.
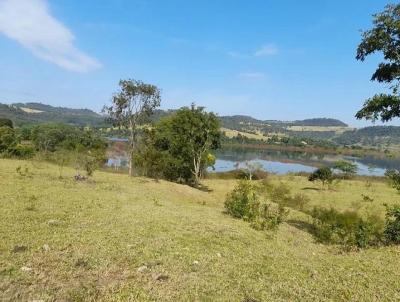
[1, 159, 400, 301]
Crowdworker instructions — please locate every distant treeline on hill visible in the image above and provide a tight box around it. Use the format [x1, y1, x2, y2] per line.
[0, 102, 106, 127]
[1, 102, 400, 148]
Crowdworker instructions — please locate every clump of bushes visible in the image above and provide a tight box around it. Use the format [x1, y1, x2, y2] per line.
[384, 204, 400, 244]
[224, 180, 288, 231]
[309, 207, 384, 248]
[385, 169, 400, 193]
[261, 182, 310, 211]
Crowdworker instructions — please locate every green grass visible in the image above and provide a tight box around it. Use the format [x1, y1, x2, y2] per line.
[1, 159, 400, 301]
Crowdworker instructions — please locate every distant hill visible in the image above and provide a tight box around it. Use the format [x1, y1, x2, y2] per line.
[0, 102, 106, 126]
[334, 126, 400, 146]
[3, 102, 399, 148]
[293, 118, 348, 127]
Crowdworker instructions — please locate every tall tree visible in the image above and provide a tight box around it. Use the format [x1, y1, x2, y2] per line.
[104, 79, 161, 176]
[356, 4, 400, 122]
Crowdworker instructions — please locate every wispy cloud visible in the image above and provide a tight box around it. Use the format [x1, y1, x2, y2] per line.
[238, 72, 266, 80]
[254, 43, 279, 57]
[0, 0, 102, 72]
[228, 43, 279, 59]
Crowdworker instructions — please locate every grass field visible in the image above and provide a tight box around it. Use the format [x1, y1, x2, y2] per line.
[1, 159, 400, 301]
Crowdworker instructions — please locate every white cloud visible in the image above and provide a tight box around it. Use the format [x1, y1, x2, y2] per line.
[254, 43, 279, 57]
[0, 0, 102, 72]
[238, 72, 266, 80]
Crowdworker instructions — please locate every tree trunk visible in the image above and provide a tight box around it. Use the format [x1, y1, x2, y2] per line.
[129, 152, 133, 177]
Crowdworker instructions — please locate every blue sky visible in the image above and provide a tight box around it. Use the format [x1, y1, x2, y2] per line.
[0, 0, 396, 126]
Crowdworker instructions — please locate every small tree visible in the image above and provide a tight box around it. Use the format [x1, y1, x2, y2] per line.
[333, 160, 357, 178]
[308, 167, 334, 187]
[104, 79, 161, 176]
[243, 161, 263, 180]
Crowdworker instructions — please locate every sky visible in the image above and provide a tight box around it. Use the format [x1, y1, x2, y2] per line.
[0, 0, 397, 127]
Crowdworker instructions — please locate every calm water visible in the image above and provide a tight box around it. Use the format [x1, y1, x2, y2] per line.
[211, 148, 400, 176]
[106, 142, 400, 176]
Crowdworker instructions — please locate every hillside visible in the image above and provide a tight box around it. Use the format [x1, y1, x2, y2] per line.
[0, 102, 106, 126]
[1, 159, 400, 301]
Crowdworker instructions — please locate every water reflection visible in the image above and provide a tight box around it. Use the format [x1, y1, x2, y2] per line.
[211, 147, 399, 176]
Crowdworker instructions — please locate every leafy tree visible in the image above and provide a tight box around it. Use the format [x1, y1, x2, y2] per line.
[135, 105, 221, 185]
[0, 126, 17, 153]
[0, 118, 13, 128]
[356, 4, 400, 122]
[333, 160, 358, 177]
[308, 167, 334, 186]
[104, 79, 161, 176]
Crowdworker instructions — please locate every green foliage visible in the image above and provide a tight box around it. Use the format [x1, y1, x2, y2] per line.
[0, 126, 17, 153]
[385, 169, 400, 193]
[356, 4, 400, 122]
[0, 118, 13, 128]
[224, 180, 288, 231]
[333, 160, 357, 177]
[310, 207, 383, 248]
[135, 105, 221, 185]
[261, 182, 310, 211]
[0, 102, 107, 127]
[308, 167, 334, 186]
[384, 204, 400, 244]
[224, 180, 258, 219]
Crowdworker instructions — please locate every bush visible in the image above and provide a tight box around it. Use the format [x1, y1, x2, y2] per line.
[385, 169, 400, 193]
[225, 180, 258, 219]
[384, 204, 400, 244]
[308, 167, 334, 186]
[0, 126, 17, 153]
[8, 144, 35, 158]
[224, 180, 287, 231]
[309, 207, 383, 248]
[261, 182, 310, 211]
[0, 118, 13, 128]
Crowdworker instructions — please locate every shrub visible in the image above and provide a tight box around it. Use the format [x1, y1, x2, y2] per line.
[224, 180, 258, 219]
[0, 118, 13, 128]
[309, 207, 383, 248]
[308, 167, 334, 186]
[0, 126, 17, 153]
[385, 169, 400, 193]
[224, 180, 287, 231]
[384, 204, 400, 244]
[8, 144, 35, 158]
[260, 182, 310, 211]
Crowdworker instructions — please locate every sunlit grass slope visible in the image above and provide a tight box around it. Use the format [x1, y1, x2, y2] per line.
[1, 159, 400, 301]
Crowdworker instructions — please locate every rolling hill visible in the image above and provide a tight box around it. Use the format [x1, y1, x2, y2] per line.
[0, 102, 106, 126]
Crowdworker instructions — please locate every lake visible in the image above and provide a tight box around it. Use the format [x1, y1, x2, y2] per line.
[106, 143, 400, 176]
[210, 147, 400, 176]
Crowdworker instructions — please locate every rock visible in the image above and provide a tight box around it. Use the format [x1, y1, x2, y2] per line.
[152, 273, 169, 281]
[42, 244, 50, 252]
[47, 219, 60, 226]
[146, 260, 162, 267]
[137, 265, 148, 273]
[20, 266, 32, 272]
[12, 245, 28, 253]
[310, 270, 318, 279]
